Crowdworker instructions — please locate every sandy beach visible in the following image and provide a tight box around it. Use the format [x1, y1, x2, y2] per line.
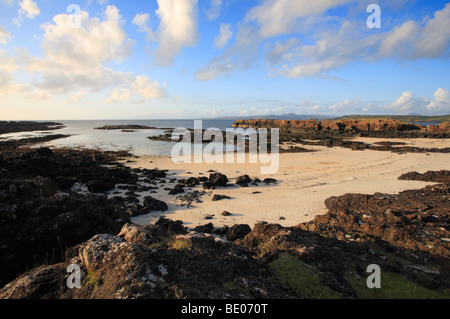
[125, 137, 450, 229]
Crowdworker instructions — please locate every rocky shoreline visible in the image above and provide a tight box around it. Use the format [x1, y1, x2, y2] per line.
[0, 121, 64, 135]
[0, 145, 448, 299]
[233, 119, 450, 138]
[0, 120, 448, 299]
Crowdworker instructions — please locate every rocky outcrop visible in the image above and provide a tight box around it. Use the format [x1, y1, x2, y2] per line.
[0, 191, 130, 287]
[398, 170, 450, 184]
[233, 119, 450, 138]
[301, 183, 450, 258]
[0, 148, 138, 287]
[94, 125, 159, 130]
[0, 121, 64, 135]
[0, 220, 291, 299]
[291, 138, 450, 153]
[1, 178, 449, 298]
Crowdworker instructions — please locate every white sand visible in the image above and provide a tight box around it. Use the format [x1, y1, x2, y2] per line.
[124, 138, 450, 229]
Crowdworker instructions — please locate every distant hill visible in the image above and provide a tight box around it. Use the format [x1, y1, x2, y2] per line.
[207, 113, 450, 123]
[332, 115, 450, 123]
[206, 113, 331, 121]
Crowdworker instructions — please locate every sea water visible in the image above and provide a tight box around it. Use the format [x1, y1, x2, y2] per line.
[1, 119, 237, 156]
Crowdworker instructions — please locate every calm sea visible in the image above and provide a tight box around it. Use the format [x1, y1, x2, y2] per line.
[2, 119, 237, 156]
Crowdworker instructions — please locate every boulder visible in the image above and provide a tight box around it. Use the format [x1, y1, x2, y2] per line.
[212, 194, 231, 201]
[226, 224, 251, 241]
[236, 175, 252, 186]
[209, 173, 228, 187]
[143, 196, 169, 212]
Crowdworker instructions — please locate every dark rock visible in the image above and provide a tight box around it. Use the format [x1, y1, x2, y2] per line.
[169, 184, 185, 195]
[212, 194, 231, 201]
[263, 178, 277, 184]
[202, 181, 214, 190]
[226, 224, 251, 241]
[179, 177, 200, 186]
[221, 211, 232, 216]
[55, 176, 75, 190]
[398, 170, 450, 184]
[193, 223, 215, 233]
[35, 147, 54, 157]
[236, 175, 252, 185]
[0, 222, 290, 299]
[155, 217, 186, 234]
[0, 192, 129, 287]
[209, 173, 228, 187]
[143, 196, 168, 212]
[87, 180, 115, 193]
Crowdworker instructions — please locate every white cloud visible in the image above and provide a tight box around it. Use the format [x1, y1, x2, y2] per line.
[202, 107, 223, 116]
[105, 87, 131, 104]
[198, 2, 450, 81]
[280, 3, 450, 78]
[153, 0, 199, 66]
[26, 5, 135, 80]
[3, 5, 167, 102]
[245, 0, 354, 38]
[0, 49, 24, 98]
[378, 4, 450, 60]
[329, 97, 361, 113]
[382, 89, 450, 115]
[63, 91, 85, 104]
[24, 88, 52, 101]
[131, 75, 167, 102]
[195, 24, 260, 81]
[133, 13, 150, 29]
[427, 88, 450, 113]
[214, 23, 232, 48]
[204, 0, 222, 20]
[265, 37, 300, 65]
[0, 25, 11, 44]
[13, 0, 40, 26]
[385, 91, 429, 113]
[133, 13, 153, 39]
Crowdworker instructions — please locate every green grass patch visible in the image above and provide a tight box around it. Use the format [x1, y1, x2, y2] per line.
[84, 270, 101, 291]
[269, 253, 340, 299]
[147, 234, 192, 250]
[347, 271, 449, 299]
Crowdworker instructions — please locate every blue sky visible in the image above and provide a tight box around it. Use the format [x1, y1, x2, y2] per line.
[0, 0, 449, 120]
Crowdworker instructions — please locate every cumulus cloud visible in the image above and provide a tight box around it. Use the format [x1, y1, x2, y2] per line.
[245, 0, 354, 38]
[378, 4, 450, 60]
[133, 13, 153, 39]
[0, 49, 26, 98]
[328, 97, 362, 113]
[385, 91, 429, 113]
[131, 75, 167, 102]
[0, 25, 11, 44]
[4, 5, 167, 102]
[198, 1, 450, 81]
[195, 24, 260, 81]
[265, 37, 300, 65]
[63, 91, 85, 104]
[214, 23, 233, 48]
[427, 88, 450, 113]
[204, 0, 222, 20]
[278, 3, 450, 78]
[13, 0, 40, 26]
[104, 87, 131, 104]
[153, 0, 199, 66]
[20, 5, 137, 97]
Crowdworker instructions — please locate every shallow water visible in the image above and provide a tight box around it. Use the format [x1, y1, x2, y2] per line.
[1, 119, 237, 156]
